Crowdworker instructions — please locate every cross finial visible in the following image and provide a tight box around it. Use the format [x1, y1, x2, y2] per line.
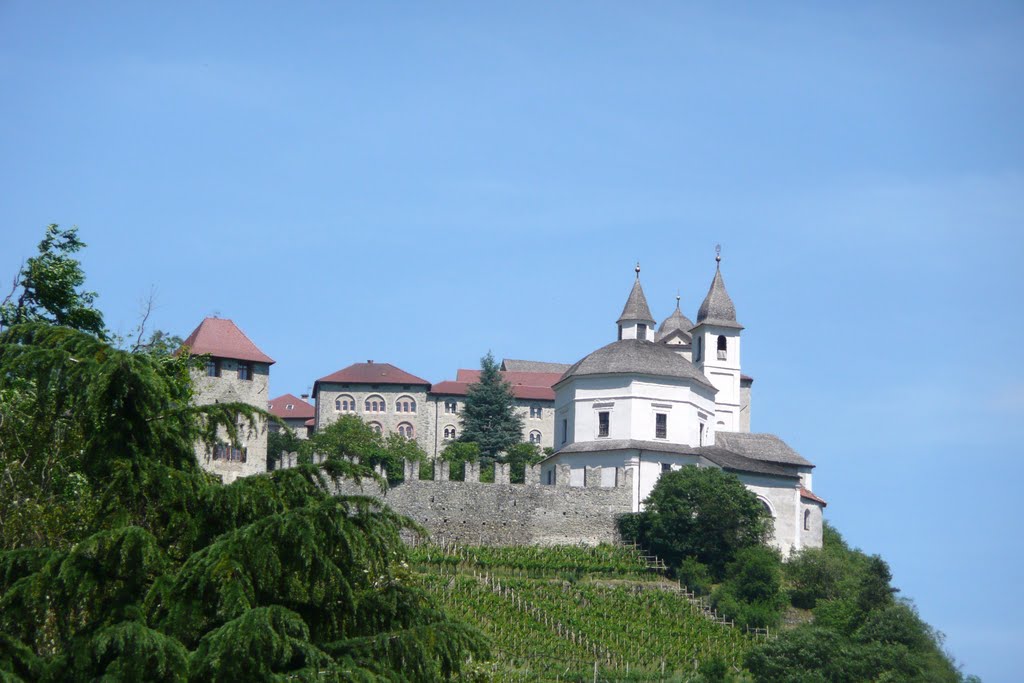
[715, 244, 722, 267]
[676, 290, 681, 309]
[635, 262, 641, 279]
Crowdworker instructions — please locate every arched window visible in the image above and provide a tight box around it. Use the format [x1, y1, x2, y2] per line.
[803, 509, 811, 531]
[758, 497, 774, 519]
[368, 422, 383, 435]
[364, 395, 386, 413]
[529, 430, 542, 444]
[717, 335, 727, 360]
[395, 396, 417, 413]
[335, 395, 356, 412]
[443, 425, 456, 440]
[397, 422, 414, 438]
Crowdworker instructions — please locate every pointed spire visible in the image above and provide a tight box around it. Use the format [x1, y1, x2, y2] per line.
[696, 247, 742, 328]
[617, 265, 655, 325]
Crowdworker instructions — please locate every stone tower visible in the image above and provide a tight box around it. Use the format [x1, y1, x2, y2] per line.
[181, 317, 274, 483]
[690, 250, 744, 435]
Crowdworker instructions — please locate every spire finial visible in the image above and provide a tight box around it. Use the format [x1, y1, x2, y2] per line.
[715, 244, 722, 268]
[675, 290, 681, 310]
[635, 261, 641, 279]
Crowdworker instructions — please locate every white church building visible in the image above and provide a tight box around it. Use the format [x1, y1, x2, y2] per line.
[540, 257, 826, 555]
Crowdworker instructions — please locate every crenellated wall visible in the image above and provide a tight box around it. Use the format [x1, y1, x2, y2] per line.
[305, 457, 635, 546]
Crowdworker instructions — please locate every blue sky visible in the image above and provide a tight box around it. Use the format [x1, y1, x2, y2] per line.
[2, 2, 1022, 679]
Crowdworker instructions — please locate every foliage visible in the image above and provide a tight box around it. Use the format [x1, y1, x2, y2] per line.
[458, 352, 523, 458]
[267, 427, 303, 468]
[619, 465, 771, 579]
[0, 225, 105, 338]
[677, 557, 713, 597]
[300, 414, 427, 484]
[0, 322, 486, 680]
[134, 329, 185, 357]
[712, 546, 786, 629]
[503, 442, 544, 484]
[440, 441, 481, 481]
[416, 543, 753, 680]
[748, 524, 972, 682]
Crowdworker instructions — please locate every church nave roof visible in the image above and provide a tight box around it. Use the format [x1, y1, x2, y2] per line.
[558, 339, 715, 390]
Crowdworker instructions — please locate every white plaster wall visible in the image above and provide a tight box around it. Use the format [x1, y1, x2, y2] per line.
[555, 375, 717, 449]
[693, 324, 742, 433]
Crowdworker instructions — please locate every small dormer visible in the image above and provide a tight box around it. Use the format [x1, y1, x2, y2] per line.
[616, 264, 657, 341]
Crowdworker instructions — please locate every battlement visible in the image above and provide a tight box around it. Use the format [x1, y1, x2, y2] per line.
[273, 453, 634, 546]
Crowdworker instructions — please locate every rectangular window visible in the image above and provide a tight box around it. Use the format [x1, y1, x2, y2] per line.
[238, 362, 252, 381]
[213, 443, 247, 462]
[206, 359, 221, 377]
[562, 418, 568, 444]
[655, 413, 667, 439]
[598, 411, 610, 437]
[661, 462, 672, 472]
[530, 405, 542, 418]
[638, 324, 647, 341]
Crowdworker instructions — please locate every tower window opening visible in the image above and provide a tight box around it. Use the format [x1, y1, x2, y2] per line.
[655, 413, 667, 439]
[717, 335, 727, 360]
[562, 418, 568, 444]
[598, 411, 609, 438]
[638, 323, 647, 341]
[695, 336, 702, 362]
[804, 509, 811, 531]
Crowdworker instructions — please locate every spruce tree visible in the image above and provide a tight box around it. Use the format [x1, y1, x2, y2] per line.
[459, 352, 523, 458]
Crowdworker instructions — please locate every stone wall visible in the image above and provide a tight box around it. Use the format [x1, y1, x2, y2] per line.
[330, 460, 634, 546]
[191, 360, 270, 483]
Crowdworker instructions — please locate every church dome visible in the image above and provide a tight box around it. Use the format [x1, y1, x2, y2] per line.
[559, 339, 715, 389]
[656, 300, 694, 342]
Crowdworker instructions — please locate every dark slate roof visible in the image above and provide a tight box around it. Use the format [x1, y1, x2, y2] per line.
[267, 393, 315, 420]
[179, 317, 275, 364]
[557, 339, 716, 390]
[714, 432, 814, 467]
[617, 278, 656, 324]
[500, 359, 571, 374]
[656, 302, 695, 342]
[695, 268, 743, 329]
[548, 439, 798, 479]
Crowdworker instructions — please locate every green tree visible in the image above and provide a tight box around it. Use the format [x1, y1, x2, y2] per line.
[440, 441, 481, 481]
[267, 428, 303, 468]
[0, 323, 485, 680]
[619, 465, 771, 579]
[459, 352, 523, 458]
[503, 441, 544, 484]
[0, 224, 105, 337]
[300, 414, 427, 484]
[711, 546, 786, 628]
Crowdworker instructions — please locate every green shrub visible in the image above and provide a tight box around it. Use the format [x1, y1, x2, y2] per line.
[712, 546, 785, 628]
[678, 557, 713, 596]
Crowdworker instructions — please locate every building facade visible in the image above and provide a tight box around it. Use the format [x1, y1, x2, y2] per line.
[540, 259, 825, 555]
[181, 317, 273, 483]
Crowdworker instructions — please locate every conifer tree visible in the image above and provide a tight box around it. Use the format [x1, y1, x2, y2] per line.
[459, 352, 523, 458]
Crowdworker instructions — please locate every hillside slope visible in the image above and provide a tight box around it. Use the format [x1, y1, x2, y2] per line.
[412, 543, 759, 681]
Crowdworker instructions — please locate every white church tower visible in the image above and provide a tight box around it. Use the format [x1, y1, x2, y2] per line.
[617, 263, 657, 341]
[691, 247, 744, 434]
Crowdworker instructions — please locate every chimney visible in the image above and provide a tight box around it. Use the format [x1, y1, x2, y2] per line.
[367, 360, 374, 364]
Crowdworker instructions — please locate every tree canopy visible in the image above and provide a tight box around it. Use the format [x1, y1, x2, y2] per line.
[458, 352, 523, 458]
[618, 465, 771, 579]
[0, 224, 106, 338]
[0, 229, 485, 680]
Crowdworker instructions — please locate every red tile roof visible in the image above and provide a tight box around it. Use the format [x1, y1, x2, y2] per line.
[179, 317, 274, 364]
[315, 362, 430, 386]
[267, 393, 315, 419]
[800, 487, 827, 507]
[453, 369, 564, 388]
[430, 380, 554, 401]
[304, 418, 314, 427]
